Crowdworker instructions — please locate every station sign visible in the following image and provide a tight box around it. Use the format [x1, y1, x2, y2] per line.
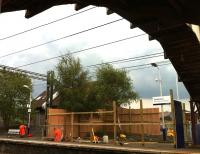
[152, 96, 171, 105]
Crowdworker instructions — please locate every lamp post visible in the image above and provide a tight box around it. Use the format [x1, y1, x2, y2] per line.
[151, 63, 163, 96]
[23, 85, 32, 136]
[151, 63, 166, 141]
[176, 73, 180, 100]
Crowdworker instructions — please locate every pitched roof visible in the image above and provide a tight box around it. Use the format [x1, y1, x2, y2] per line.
[32, 90, 60, 110]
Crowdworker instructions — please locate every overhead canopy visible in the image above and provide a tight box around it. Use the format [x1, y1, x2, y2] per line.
[1, 0, 200, 101]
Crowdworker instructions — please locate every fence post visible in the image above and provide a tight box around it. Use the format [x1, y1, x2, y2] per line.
[90, 112, 93, 140]
[63, 114, 67, 140]
[129, 105, 131, 134]
[113, 101, 117, 142]
[45, 108, 49, 137]
[70, 112, 74, 142]
[170, 89, 176, 147]
[140, 99, 144, 146]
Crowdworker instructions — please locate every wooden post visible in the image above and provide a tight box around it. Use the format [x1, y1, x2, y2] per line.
[45, 108, 49, 137]
[63, 114, 67, 140]
[90, 112, 93, 140]
[140, 100, 144, 146]
[78, 114, 80, 137]
[70, 112, 74, 142]
[129, 104, 131, 134]
[113, 101, 117, 142]
[170, 89, 176, 147]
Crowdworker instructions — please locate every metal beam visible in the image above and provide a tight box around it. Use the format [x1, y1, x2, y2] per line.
[0, 64, 47, 81]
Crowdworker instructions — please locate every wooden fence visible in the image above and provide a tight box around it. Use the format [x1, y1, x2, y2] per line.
[47, 101, 160, 141]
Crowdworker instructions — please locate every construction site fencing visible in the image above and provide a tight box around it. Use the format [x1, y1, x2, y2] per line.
[43, 101, 164, 143]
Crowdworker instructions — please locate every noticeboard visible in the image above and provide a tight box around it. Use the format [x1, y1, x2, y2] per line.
[152, 96, 171, 105]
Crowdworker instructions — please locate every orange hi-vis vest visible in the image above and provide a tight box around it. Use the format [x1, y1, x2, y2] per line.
[19, 125, 26, 137]
[54, 128, 62, 142]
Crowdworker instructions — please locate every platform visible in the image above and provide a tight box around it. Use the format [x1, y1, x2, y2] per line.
[0, 137, 199, 154]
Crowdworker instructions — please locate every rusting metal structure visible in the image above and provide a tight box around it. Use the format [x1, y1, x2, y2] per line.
[1, 0, 200, 144]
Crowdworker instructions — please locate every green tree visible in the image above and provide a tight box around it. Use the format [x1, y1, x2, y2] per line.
[0, 70, 31, 130]
[95, 64, 138, 108]
[55, 54, 96, 112]
[83, 81, 102, 111]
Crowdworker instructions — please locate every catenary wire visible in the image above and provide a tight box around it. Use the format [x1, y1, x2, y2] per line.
[85, 52, 163, 68]
[0, 6, 96, 41]
[3, 50, 163, 80]
[0, 18, 123, 59]
[16, 33, 146, 68]
[127, 62, 171, 72]
[121, 60, 170, 70]
[89, 61, 171, 76]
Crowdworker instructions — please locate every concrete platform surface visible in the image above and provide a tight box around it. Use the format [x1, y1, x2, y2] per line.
[0, 137, 199, 154]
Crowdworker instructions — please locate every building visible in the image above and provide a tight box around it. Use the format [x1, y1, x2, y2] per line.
[32, 91, 60, 129]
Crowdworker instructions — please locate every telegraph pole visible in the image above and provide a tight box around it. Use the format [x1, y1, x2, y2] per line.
[49, 71, 54, 107]
[44, 71, 54, 137]
[151, 63, 166, 141]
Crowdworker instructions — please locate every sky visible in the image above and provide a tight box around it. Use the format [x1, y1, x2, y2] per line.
[0, 5, 190, 110]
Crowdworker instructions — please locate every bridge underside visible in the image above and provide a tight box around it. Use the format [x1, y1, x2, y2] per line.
[1, 0, 200, 124]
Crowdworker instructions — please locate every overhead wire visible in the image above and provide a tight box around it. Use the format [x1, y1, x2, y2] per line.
[0, 6, 96, 41]
[126, 62, 171, 72]
[121, 60, 170, 70]
[85, 52, 163, 68]
[0, 6, 179, 76]
[16, 33, 146, 68]
[88, 60, 171, 77]
[0, 18, 123, 59]
[0, 6, 176, 91]
[0, 12, 168, 76]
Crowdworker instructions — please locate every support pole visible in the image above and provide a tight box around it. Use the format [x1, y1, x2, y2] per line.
[44, 108, 49, 137]
[70, 112, 74, 142]
[44, 72, 50, 137]
[90, 112, 93, 140]
[129, 104, 131, 134]
[63, 114, 67, 140]
[113, 101, 117, 142]
[161, 104, 166, 141]
[140, 100, 144, 146]
[27, 88, 32, 136]
[182, 103, 187, 144]
[190, 100, 197, 145]
[170, 89, 176, 147]
[49, 71, 54, 107]
[176, 74, 180, 100]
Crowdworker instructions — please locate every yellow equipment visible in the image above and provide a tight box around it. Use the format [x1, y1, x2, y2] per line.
[167, 128, 175, 137]
[118, 133, 126, 146]
[120, 133, 126, 139]
[91, 128, 99, 143]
